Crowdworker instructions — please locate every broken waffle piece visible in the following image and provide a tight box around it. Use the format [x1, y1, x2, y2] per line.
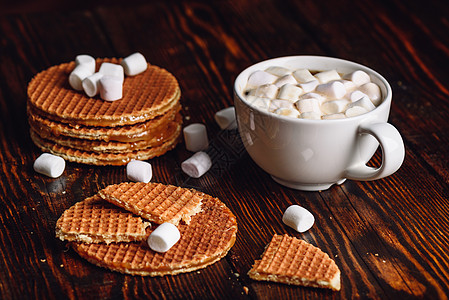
[55, 194, 151, 244]
[248, 234, 341, 291]
[98, 182, 203, 225]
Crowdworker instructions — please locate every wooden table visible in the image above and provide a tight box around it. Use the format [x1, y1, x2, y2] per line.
[1, 0, 448, 299]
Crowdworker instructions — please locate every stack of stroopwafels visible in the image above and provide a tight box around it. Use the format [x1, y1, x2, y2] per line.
[27, 58, 182, 166]
[56, 182, 238, 276]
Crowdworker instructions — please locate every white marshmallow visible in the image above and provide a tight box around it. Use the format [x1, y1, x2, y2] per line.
[295, 98, 321, 114]
[321, 99, 349, 114]
[343, 70, 371, 86]
[183, 123, 208, 152]
[274, 74, 297, 87]
[33, 153, 65, 178]
[181, 151, 212, 178]
[282, 205, 315, 233]
[314, 69, 341, 83]
[214, 107, 237, 130]
[298, 80, 319, 93]
[299, 92, 325, 103]
[254, 84, 278, 99]
[126, 160, 152, 183]
[274, 107, 300, 118]
[345, 106, 369, 117]
[292, 69, 316, 83]
[338, 80, 356, 93]
[246, 96, 271, 111]
[322, 113, 346, 120]
[269, 99, 294, 111]
[349, 90, 370, 102]
[121, 52, 148, 76]
[300, 111, 321, 120]
[99, 76, 123, 101]
[359, 82, 382, 105]
[265, 66, 291, 77]
[75, 54, 96, 74]
[316, 81, 346, 99]
[82, 72, 103, 97]
[148, 223, 180, 253]
[69, 64, 94, 91]
[99, 62, 125, 82]
[347, 96, 376, 112]
[277, 84, 303, 101]
[246, 70, 277, 87]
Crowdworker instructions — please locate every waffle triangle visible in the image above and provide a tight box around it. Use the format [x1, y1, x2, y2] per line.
[248, 234, 341, 291]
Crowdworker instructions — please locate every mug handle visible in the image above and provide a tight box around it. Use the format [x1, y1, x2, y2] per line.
[345, 122, 405, 180]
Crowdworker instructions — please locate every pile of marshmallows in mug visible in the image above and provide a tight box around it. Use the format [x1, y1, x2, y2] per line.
[244, 66, 382, 119]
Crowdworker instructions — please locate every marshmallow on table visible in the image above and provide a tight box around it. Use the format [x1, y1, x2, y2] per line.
[75, 55, 96, 73]
[181, 151, 212, 178]
[316, 81, 346, 99]
[321, 99, 349, 114]
[121, 52, 148, 76]
[215, 107, 237, 130]
[277, 84, 303, 101]
[282, 205, 315, 233]
[246, 70, 278, 87]
[99, 76, 123, 101]
[254, 84, 278, 99]
[69, 64, 94, 91]
[359, 82, 382, 105]
[314, 69, 341, 83]
[33, 153, 65, 178]
[343, 70, 371, 86]
[147, 222, 181, 253]
[82, 72, 104, 97]
[126, 160, 152, 183]
[265, 66, 291, 77]
[183, 123, 208, 152]
[274, 74, 297, 88]
[99, 62, 125, 82]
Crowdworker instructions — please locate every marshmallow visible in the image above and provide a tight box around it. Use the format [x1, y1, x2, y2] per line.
[322, 113, 346, 120]
[299, 92, 325, 103]
[265, 66, 291, 77]
[349, 90, 370, 102]
[215, 107, 237, 130]
[292, 69, 316, 83]
[254, 84, 278, 99]
[282, 205, 315, 233]
[316, 81, 346, 99]
[183, 123, 208, 152]
[247, 70, 277, 87]
[338, 80, 356, 93]
[321, 99, 349, 114]
[82, 72, 103, 97]
[99, 76, 123, 101]
[181, 151, 212, 178]
[33, 153, 65, 178]
[300, 111, 321, 120]
[295, 98, 321, 114]
[69, 64, 94, 91]
[298, 80, 319, 93]
[345, 106, 368, 117]
[75, 54, 96, 74]
[246, 96, 271, 110]
[343, 70, 371, 86]
[126, 160, 152, 183]
[99, 62, 125, 82]
[269, 99, 294, 111]
[148, 223, 181, 253]
[347, 96, 376, 112]
[274, 74, 297, 87]
[274, 107, 300, 118]
[121, 52, 148, 76]
[359, 82, 382, 105]
[314, 69, 341, 83]
[277, 84, 303, 101]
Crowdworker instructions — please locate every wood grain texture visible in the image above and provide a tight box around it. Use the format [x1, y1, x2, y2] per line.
[1, 0, 449, 299]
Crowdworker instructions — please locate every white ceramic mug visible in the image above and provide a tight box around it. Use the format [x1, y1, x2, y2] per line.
[234, 56, 405, 191]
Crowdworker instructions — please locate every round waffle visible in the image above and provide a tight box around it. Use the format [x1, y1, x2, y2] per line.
[71, 191, 238, 276]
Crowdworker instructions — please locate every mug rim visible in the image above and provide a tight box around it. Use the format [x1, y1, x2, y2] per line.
[234, 55, 392, 124]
